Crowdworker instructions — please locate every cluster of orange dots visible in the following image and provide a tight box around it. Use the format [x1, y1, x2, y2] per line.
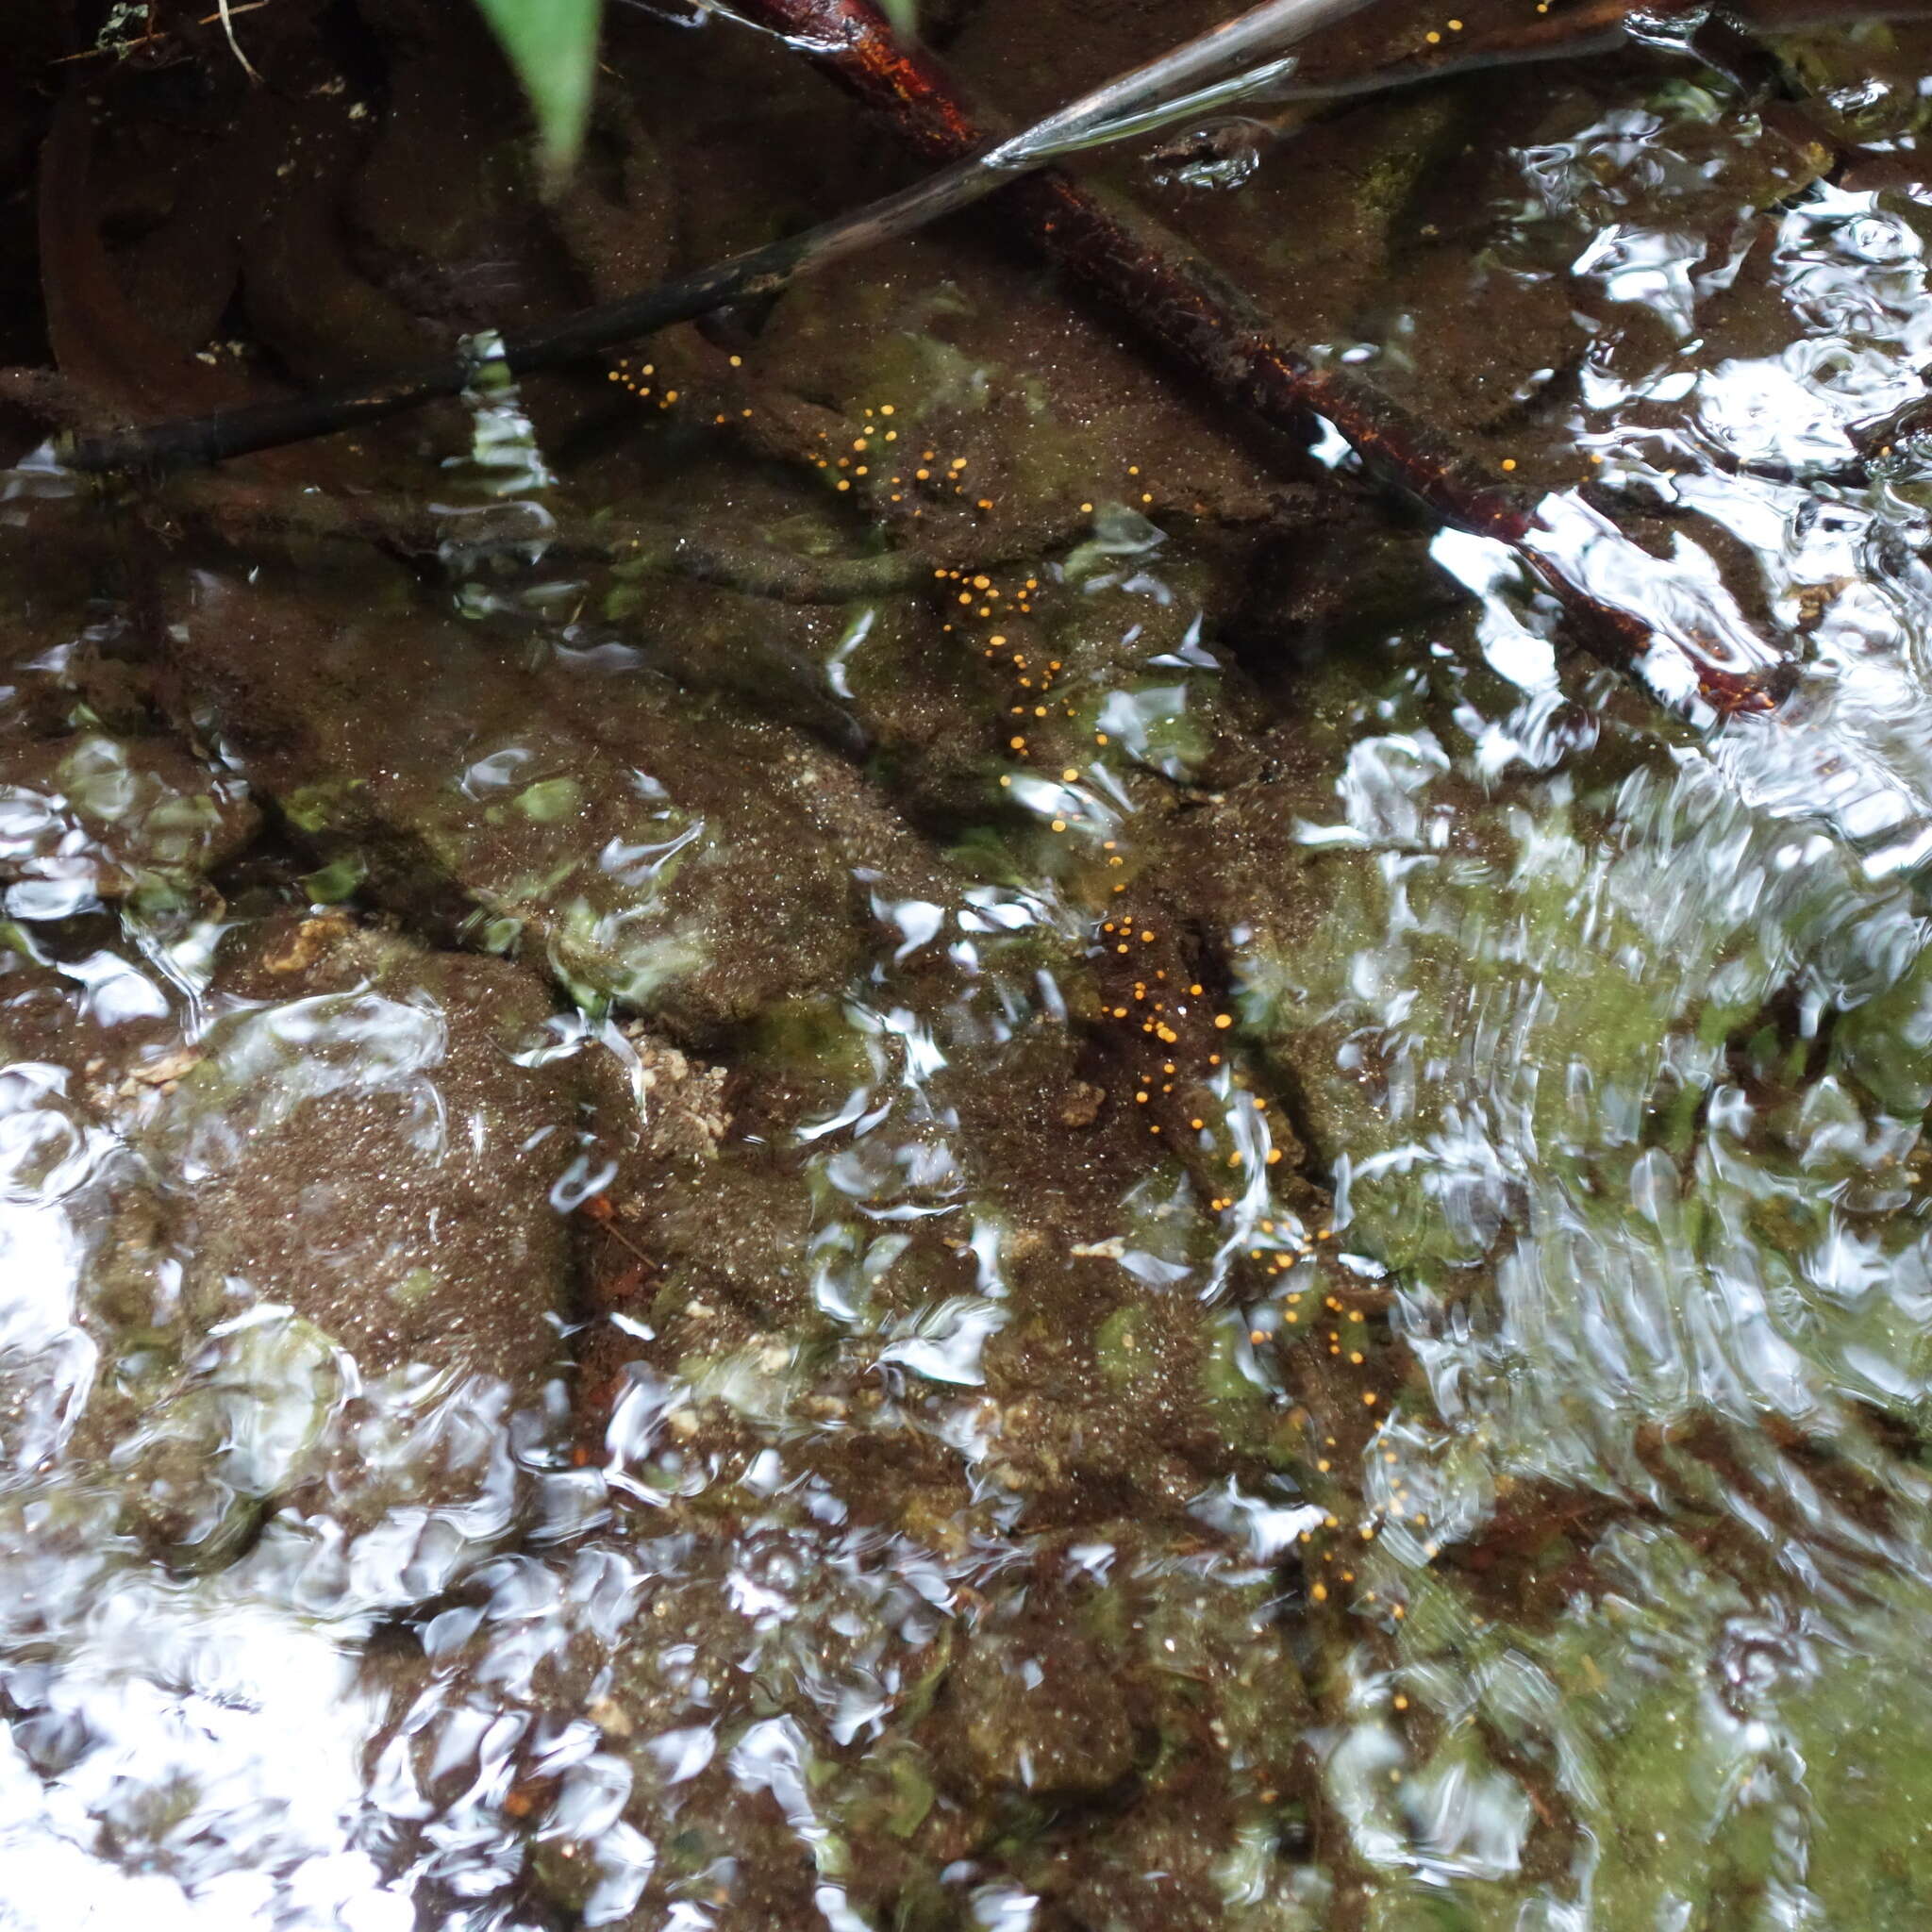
[600, 375, 1005, 514]
[1087, 930, 1292, 1164]
[983, 611, 1080, 766]
[988, 469, 1172, 765]
[1299, 1433, 1435, 1636]
[1075, 463, 1158, 513]
[807, 404, 898, 496]
[928, 561, 1106, 782]
[1237, 1222, 1335, 1309]
[803, 406, 1001, 513]
[938, 566, 1039, 627]
[1420, 11, 1561, 51]
[1255, 1290, 1385, 1414]
[607, 358, 682, 410]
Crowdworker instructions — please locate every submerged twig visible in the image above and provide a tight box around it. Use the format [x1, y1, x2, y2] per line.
[58, 0, 1371, 477]
[53, 0, 1913, 482]
[1146, 0, 1924, 161]
[1226, 0, 1932, 108]
[214, 0, 263, 82]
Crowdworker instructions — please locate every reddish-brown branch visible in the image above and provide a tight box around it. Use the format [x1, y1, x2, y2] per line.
[728, 0, 1796, 717]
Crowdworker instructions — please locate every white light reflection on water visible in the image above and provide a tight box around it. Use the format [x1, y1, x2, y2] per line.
[0, 1598, 407, 1932]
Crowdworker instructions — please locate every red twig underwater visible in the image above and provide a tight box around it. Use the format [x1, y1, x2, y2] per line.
[728, 0, 1807, 717]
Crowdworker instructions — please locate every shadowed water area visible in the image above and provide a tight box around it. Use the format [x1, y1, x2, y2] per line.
[9, 0, 1932, 1926]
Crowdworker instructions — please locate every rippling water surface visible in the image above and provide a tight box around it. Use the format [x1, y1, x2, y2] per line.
[12, 11, 1932, 1931]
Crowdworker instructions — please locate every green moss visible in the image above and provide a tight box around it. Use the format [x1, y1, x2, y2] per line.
[281, 778, 367, 834]
[1096, 1303, 1158, 1388]
[1201, 1307, 1264, 1410]
[513, 775, 584, 822]
[300, 854, 368, 903]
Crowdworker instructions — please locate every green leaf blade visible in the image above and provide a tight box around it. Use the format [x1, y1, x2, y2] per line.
[471, 0, 603, 180]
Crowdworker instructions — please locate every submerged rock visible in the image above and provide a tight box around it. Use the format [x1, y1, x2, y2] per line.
[162, 561, 941, 1036]
[154, 909, 578, 1391]
[0, 909, 607, 1597]
[0, 730, 258, 919]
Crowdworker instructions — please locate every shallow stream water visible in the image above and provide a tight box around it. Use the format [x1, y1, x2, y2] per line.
[8, 4, 1932, 1928]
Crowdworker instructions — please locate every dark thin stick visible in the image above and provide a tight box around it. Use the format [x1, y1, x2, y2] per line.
[54, 0, 1912, 479]
[59, 159, 1000, 475]
[58, 0, 1360, 477]
[1247, 0, 1932, 101]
